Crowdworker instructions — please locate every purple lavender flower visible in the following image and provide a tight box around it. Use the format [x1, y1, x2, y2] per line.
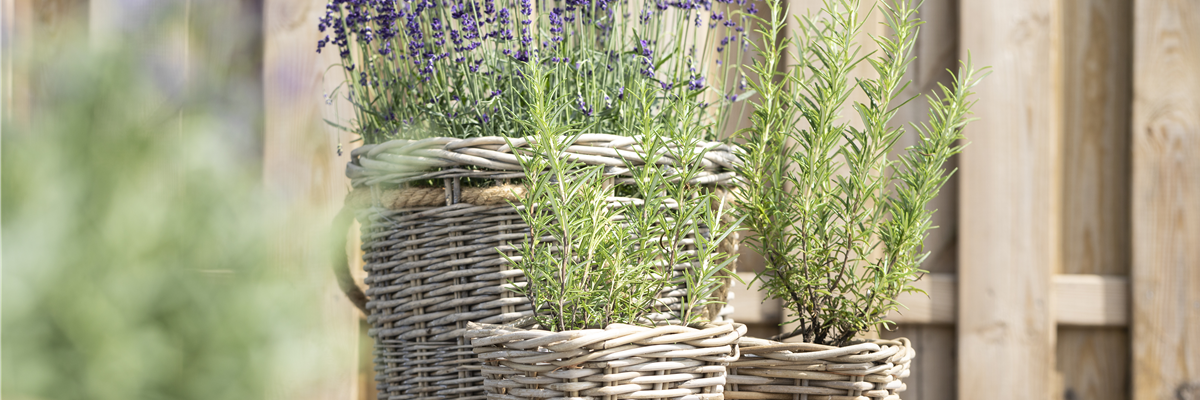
[549, 8, 565, 34]
[578, 97, 594, 116]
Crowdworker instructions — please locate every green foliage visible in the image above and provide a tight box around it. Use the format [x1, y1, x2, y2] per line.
[321, 0, 753, 143]
[505, 62, 739, 331]
[3, 17, 341, 400]
[736, 0, 988, 345]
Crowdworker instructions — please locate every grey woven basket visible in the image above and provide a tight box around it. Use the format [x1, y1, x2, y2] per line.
[726, 337, 913, 400]
[465, 321, 746, 400]
[345, 134, 742, 400]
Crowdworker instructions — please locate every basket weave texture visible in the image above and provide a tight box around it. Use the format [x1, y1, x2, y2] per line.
[350, 135, 741, 400]
[466, 322, 746, 400]
[726, 337, 913, 400]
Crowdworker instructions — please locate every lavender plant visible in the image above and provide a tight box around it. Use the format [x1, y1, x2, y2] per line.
[318, 0, 756, 143]
[736, 0, 988, 345]
[506, 62, 739, 331]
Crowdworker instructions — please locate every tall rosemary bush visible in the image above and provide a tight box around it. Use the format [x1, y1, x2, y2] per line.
[507, 63, 739, 331]
[737, 0, 987, 345]
[319, 0, 756, 142]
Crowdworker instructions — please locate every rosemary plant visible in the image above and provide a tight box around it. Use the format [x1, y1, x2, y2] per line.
[507, 61, 739, 331]
[737, 0, 987, 345]
[319, 0, 756, 143]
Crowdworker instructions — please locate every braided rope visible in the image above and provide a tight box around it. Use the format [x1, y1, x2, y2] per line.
[467, 322, 746, 400]
[726, 337, 913, 400]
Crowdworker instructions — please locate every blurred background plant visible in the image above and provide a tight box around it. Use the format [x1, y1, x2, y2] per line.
[2, 3, 350, 399]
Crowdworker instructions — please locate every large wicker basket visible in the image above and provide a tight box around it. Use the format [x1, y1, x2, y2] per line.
[726, 337, 913, 400]
[465, 322, 746, 400]
[344, 135, 741, 400]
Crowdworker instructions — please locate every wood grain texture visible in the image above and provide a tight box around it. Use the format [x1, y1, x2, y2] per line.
[885, 274, 1132, 326]
[1057, 0, 1132, 398]
[1055, 274, 1129, 327]
[3, 0, 28, 125]
[5, 0, 86, 126]
[728, 272, 782, 325]
[1, 0, 11, 123]
[1131, 0, 1200, 399]
[893, 0, 961, 277]
[889, 273, 957, 325]
[882, 325, 957, 400]
[958, 0, 1057, 398]
[1060, 0, 1131, 278]
[1056, 328, 1130, 400]
[264, 0, 361, 399]
[885, 2, 961, 398]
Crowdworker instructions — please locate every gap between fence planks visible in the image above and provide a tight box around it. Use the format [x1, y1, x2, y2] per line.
[1131, 0, 1200, 399]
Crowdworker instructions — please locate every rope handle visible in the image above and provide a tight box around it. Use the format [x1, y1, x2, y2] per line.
[333, 204, 369, 315]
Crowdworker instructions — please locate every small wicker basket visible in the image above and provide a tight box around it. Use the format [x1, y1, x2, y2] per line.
[725, 337, 913, 400]
[466, 322, 746, 400]
[342, 134, 742, 400]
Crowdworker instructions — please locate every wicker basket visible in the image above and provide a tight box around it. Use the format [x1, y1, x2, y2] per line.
[465, 322, 746, 400]
[345, 135, 741, 400]
[725, 337, 913, 400]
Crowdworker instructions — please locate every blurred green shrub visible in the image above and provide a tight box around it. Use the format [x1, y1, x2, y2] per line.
[2, 12, 337, 400]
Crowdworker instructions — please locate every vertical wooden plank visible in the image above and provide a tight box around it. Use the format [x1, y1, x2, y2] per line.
[882, 325, 957, 400]
[1131, 0, 1200, 398]
[2, 0, 13, 121]
[1060, 0, 1131, 279]
[897, 0, 960, 276]
[263, 0, 361, 399]
[1056, 0, 1132, 399]
[187, 0, 266, 162]
[884, 0, 961, 398]
[1057, 328, 1130, 400]
[5, 0, 86, 126]
[958, 0, 1057, 398]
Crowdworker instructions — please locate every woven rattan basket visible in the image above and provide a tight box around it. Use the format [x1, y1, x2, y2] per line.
[465, 321, 746, 400]
[725, 337, 913, 400]
[343, 134, 741, 400]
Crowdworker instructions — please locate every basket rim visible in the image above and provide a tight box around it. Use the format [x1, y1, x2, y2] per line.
[731, 335, 914, 366]
[347, 134, 743, 188]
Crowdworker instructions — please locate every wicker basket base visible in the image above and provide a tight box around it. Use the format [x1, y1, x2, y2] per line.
[466, 322, 747, 400]
[726, 337, 913, 400]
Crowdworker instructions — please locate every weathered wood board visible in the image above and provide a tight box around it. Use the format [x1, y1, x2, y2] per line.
[263, 0, 362, 399]
[958, 0, 1058, 399]
[1131, 0, 1200, 399]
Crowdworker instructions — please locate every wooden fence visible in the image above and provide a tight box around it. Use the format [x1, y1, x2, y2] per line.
[5, 0, 1197, 399]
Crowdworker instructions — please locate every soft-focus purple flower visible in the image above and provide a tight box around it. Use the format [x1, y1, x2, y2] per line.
[578, 97, 594, 116]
